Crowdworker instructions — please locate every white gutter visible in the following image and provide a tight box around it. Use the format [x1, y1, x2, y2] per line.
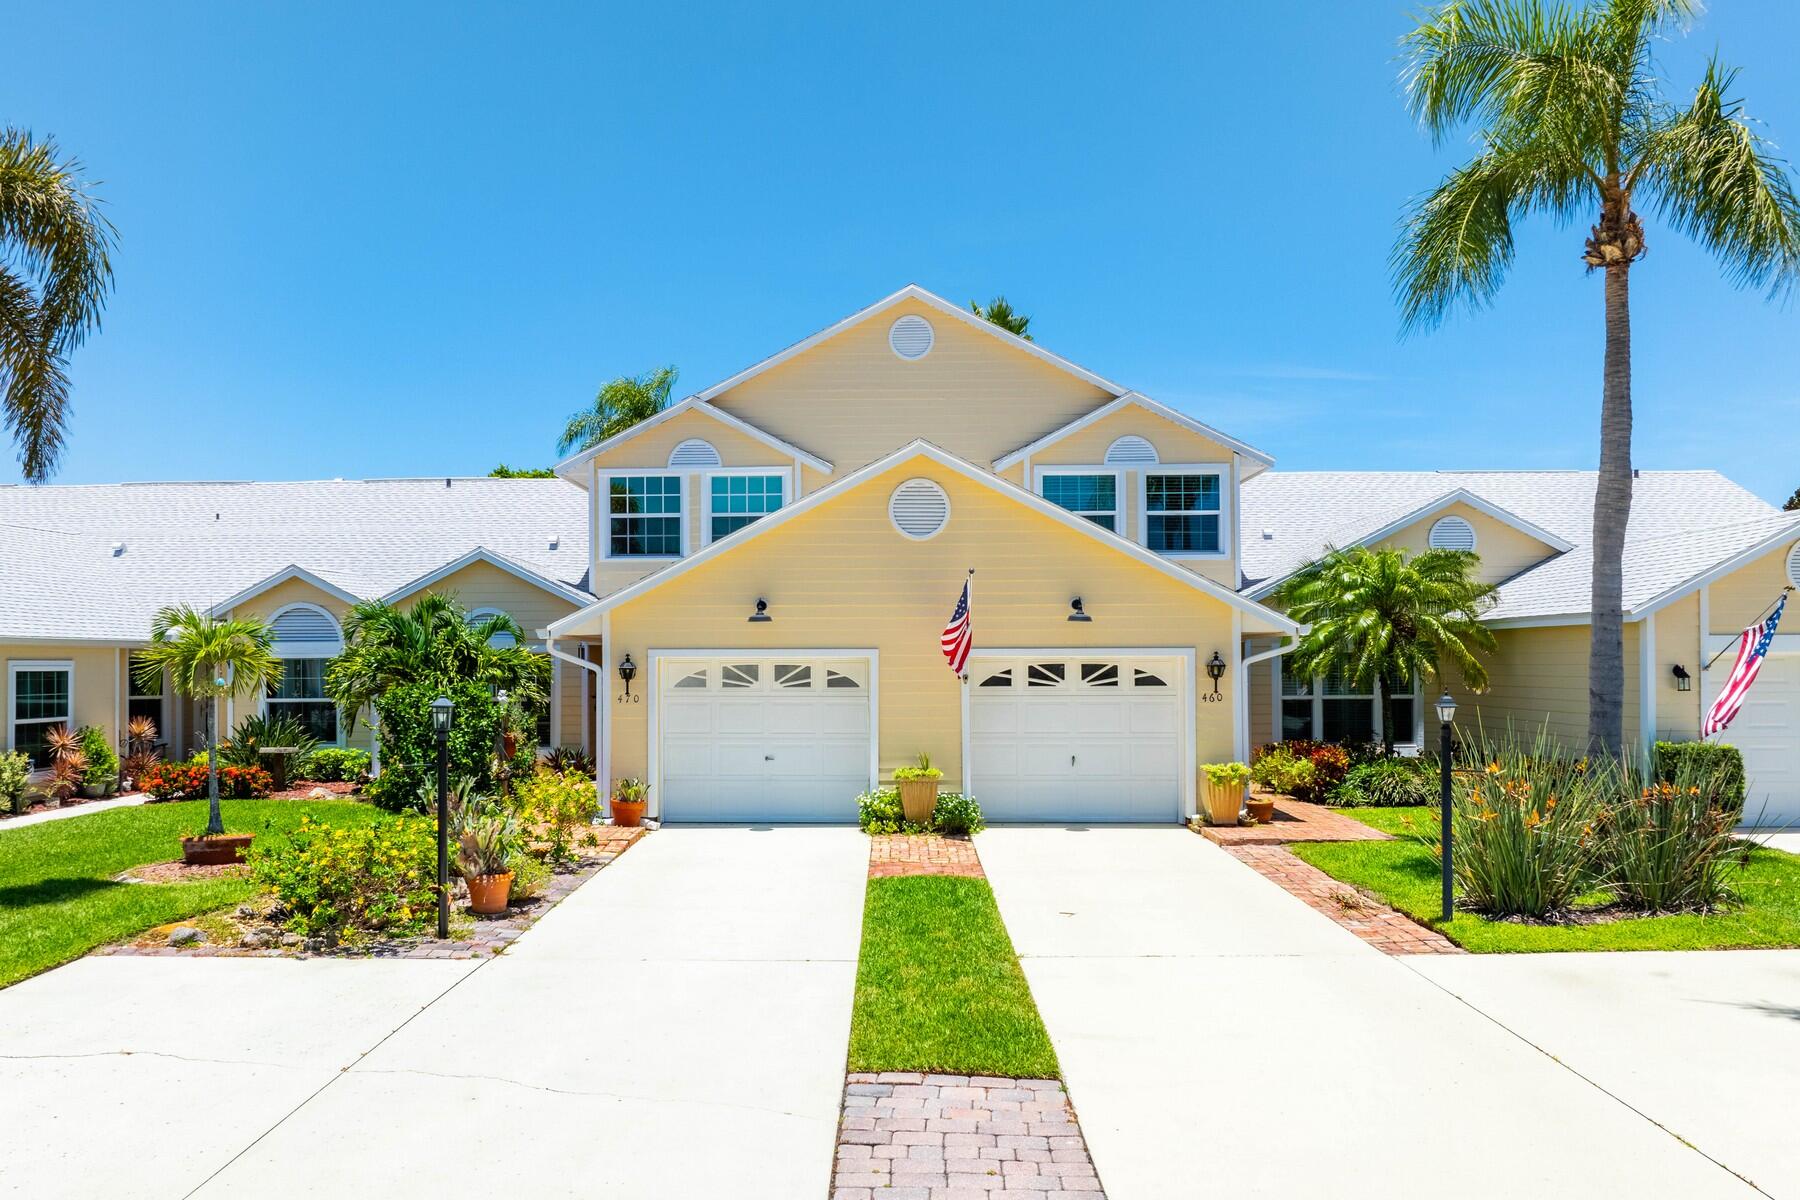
[1236, 629, 1304, 763]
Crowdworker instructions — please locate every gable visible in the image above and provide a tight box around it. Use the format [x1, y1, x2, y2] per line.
[1374, 500, 1563, 586]
[1021, 401, 1246, 470]
[387, 557, 581, 634]
[585, 404, 802, 472]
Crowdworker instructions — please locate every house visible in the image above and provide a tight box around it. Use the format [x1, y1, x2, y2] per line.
[4, 285, 1797, 824]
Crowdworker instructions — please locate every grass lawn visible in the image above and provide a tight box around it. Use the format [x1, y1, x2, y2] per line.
[0, 798, 391, 989]
[1291, 806, 1800, 953]
[849, 875, 1059, 1078]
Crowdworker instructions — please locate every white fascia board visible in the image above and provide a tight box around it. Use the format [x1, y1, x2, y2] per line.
[691, 284, 1131, 406]
[210, 565, 363, 615]
[992, 392, 1275, 476]
[381, 546, 594, 608]
[546, 438, 1300, 639]
[552, 397, 833, 483]
[1483, 612, 1595, 630]
[1629, 518, 1800, 620]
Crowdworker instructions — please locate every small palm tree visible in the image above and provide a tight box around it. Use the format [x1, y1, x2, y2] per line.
[1394, 0, 1800, 756]
[133, 606, 282, 836]
[0, 128, 116, 482]
[1273, 547, 1498, 755]
[968, 296, 1032, 340]
[557, 366, 678, 454]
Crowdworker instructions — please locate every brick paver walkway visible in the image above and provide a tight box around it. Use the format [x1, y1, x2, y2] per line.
[832, 1073, 1105, 1198]
[869, 833, 984, 878]
[1198, 795, 1392, 846]
[1226, 844, 1463, 955]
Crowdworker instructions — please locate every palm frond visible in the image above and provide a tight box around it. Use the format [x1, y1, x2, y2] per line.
[557, 365, 680, 454]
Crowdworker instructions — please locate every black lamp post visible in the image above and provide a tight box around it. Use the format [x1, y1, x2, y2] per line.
[1435, 692, 1457, 923]
[429, 695, 454, 939]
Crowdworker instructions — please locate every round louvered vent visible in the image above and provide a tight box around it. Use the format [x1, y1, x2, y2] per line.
[1428, 515, 1478, 552]
[668, 438, 722, 468]
[1104, 435, 1159, 466]
[1788, 541, 1800, 589]
[889, 315, 935, 360]
[889, 478, 951, 540]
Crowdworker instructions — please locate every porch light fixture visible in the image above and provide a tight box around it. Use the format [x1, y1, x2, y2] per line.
[1205, 650, 1226, 694]
[749, 598, 772, 623]
[1436, 692, 1456, 924]
[1672, 664, 1692, 692]
[618, 653, 637, 697]
[1435, 693, 1457, 725]
[1068, 597, 1091, 622]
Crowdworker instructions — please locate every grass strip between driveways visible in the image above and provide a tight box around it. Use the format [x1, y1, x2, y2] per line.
[849, 874, 1059, 1079]
[0, 799, 392, 989]
[1291, 806, 1800, 953]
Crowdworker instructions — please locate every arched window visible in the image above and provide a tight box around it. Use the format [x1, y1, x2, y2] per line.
[266, 603, 343, 743]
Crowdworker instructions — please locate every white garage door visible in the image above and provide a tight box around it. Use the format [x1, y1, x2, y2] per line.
[970, 656, 1185, 823]
[1705, 653, 1800, 827]
[658, 656, 873, 823]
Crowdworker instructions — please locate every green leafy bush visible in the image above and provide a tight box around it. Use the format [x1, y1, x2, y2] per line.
[893, 752, 943, 782]
[516, 768, 601, 863]
[77, 726, 120, 789]
[1251, 747, 1316, 798]
[0, 750, 30, 814]
[857, 787, 905, 834]
[1653, 741, 1746, 819]
[302, 747, 371, 783]
[1202, 762, 1252, 788]
[369, 677, 502, 812]
[506, 851, 551, 902]
[138, 761, 272, 800]
[220, 713, 319, 770]
[931, 792, 984, 835]
[1330, 758, 1437, 807]
[249, 813, 438, 943]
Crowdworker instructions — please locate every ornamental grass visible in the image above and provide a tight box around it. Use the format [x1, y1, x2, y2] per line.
[1597, 769, 1750, 913]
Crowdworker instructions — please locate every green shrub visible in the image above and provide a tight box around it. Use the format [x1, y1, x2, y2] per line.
[1330, 758, 1437, 808]
[369, 677, 502, 812]
[0, 750, 29, 813]
[77, 726, 120, 789]
[857, 787, 905, 834]
[220, 713, 320, 770]
[302, 747, 371, 783]
[893, 752, 943, 782]
[516, 768, 601, 863]
[506, 851, 551, 902]
[1652, 741, 1746, 819]
[1597, 766, 1750, 912]
[1250, 747, 1316, 798]
[931, 792, 984, 835]
[248, 813, 437, 943]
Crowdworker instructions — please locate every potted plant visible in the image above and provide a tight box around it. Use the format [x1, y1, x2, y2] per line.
[78, 726, 120, 798]
[893, 753, 943, 826]
[180, 829, 255, 866]
[457, 809, 520, 915]
[610, 777, 648, 828]
[1201, 762, 1251, 826]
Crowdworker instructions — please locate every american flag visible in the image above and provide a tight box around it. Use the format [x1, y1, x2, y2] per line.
[941, 577, 972, 677]
[1703, 593, 1786, 738]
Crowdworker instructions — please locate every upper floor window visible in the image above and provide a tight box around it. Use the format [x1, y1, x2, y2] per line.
[709, 473, 784, 541]
[1144, 470, 1223, 556]
[608, 475, 683, 558]
[1040, 472, 1118, 531]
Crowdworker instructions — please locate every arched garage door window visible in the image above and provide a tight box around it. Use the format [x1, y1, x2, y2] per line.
[266, 604, 343, 743]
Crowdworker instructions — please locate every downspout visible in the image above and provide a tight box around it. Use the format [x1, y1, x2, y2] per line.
[544, 633, 608, 819]
[1237, 628, 1305, 761]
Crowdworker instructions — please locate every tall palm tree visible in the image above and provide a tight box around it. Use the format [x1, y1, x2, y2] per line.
[1273, 547, 1498, 755]
[324, 592, 550, 729]
[969, 296, 1032, 340]
[133, 606, 282, 836]
[557, 365, 679, 454]
[1394, 0, 1800, 757]
[0, 129, 116, 482]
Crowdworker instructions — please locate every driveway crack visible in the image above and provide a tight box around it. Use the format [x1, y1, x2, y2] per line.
[352, 1065, 827, 1122]
[0, 1049, 293, 1070]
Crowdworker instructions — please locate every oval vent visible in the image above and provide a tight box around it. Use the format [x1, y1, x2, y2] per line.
[889, 478, 951, 540]
[668, 438, 722, 468]
[1788, 541, 1800, 588]
[889, 315, 935, 360]
[1104, 435, 1159, 466]
[1428, 515, 1477, 552]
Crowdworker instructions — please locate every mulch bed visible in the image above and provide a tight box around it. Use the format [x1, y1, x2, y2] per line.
[267, 780, 360, 800]
[117, 860, 247, 884]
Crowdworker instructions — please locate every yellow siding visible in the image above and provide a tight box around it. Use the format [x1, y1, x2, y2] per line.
[1651, 593, 1702, 741]
[585, 406, 794, 472]
[1374, 501, 1560, 587]
[1707, 537, 1798, 633]
[708, 298, 1114, 474]
[2, 642, 127, 756]
[226, 576, 371, 751]
[1027, 404, 1241, 469]
[1444, 623, 1640, 754]
[605, 456, 1241, 794]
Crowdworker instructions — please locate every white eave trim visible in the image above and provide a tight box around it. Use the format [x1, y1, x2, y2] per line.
[210, 565, 362, 615]
[692, 284, 1131, 406]
[992, 392, 1275, 478]
[553, 397, 833, 483]
[381, 546, 594, 608]
[546, 438, 1300, 639]
[1630, 517, 1800, 620]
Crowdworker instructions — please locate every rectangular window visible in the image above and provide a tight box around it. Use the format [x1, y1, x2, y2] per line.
[128, 654, 164, 740]
[1145, 472, 1222, 554]
[709, 473, 784, 540]
[1279, 658, 1314, 741]
[267, 658, 338, 743]
[1279, 662, 1419, 747]
[1040, 473, 1118, 531]
[608, 475, 682, 557]
[10, 663, 73, 768]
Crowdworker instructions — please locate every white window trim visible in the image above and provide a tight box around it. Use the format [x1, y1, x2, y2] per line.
[8, 659, 75, 764]
[600, 469, 689, 562]
[127, 654, 167, 743]
[1271, 661, 1424, 750]
[1137, 462, 1231, 561]
[263, 603, 344, 746]
[699, 466, 796, 547]
[1034, 466, 1125, 533]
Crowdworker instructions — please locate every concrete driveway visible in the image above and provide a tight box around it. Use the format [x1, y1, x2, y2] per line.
[0, 826, 867, 1200]
[978, 827, 1774, 1200]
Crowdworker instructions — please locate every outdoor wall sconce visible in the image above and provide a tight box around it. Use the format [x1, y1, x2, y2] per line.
[1672, 664, 1692, 692]
[1206, 650, 1226, 694]
[1068, 597, 1091, 622]
[749, 598, 772, 623]
[618, 653, 637, 697]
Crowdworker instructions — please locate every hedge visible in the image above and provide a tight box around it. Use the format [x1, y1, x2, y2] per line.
[1652, 741, 1747, 818]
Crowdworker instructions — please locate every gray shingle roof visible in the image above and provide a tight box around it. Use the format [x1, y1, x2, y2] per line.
[1238, 470, 1791, 621]
[0, 478, 592, 641]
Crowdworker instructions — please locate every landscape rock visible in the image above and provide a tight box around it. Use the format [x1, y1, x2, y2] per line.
[168, 926, 205, 947]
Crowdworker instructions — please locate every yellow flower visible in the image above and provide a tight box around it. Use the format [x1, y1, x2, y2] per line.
[1486, 762, 1502, 775]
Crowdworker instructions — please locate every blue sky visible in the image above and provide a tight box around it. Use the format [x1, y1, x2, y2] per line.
[5, 2, 1798, 503]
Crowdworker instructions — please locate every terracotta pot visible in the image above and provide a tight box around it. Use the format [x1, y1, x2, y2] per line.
[897, 778, 939, 826]
[1246, 796, 1276, 824]
[181, 834, 253, 866]
[611, 799, 646, 828]
[465, 872, 513, 915]
[1201, 777, 1244, 826]
[501, 731, 519, 759]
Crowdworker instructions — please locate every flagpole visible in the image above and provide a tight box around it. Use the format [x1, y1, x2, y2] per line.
[962, 568, 973, 681]
[1702, 585, 1793, 673]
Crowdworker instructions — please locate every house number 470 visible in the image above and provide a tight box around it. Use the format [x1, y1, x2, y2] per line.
[616, 692, 641, 704]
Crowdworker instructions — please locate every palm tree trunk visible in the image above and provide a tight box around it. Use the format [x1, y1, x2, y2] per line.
[1587, 262, 1634, 758]
[206, 694, 224, 836]
[1377, 677, 1395, 757]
